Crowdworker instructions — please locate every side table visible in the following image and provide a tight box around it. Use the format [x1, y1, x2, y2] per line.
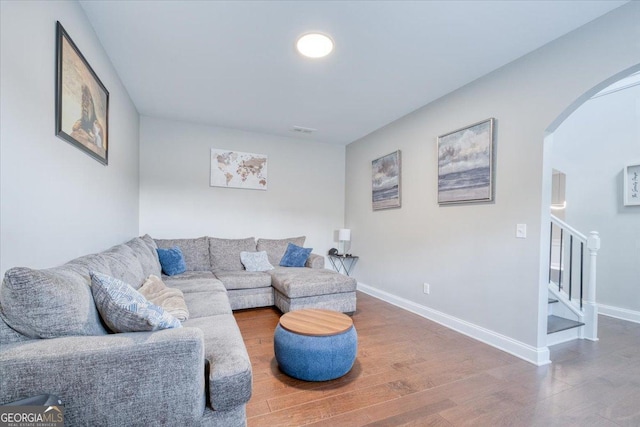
[328, 255, 358, 276]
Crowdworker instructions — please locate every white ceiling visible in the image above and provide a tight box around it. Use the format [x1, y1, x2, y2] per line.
[80, 0, 628, 145]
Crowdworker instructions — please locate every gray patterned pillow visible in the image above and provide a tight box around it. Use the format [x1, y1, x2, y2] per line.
[90, 271, 181, 333]
[240, 251, 274, 272]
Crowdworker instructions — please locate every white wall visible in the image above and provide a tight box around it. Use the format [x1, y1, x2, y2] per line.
[0, 1, 140, 275]
[139, 117, 345, 261]
[345, 2, 640, 362]
[552, 83, 640, 316]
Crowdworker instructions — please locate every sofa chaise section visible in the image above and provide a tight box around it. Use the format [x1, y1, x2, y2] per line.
[270, 267, 357, 313]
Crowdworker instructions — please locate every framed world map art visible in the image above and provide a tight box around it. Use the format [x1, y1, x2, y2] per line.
[210, 149, 268, 190]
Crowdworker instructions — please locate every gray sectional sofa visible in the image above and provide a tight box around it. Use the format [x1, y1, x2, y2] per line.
[0, 235, 357, 426]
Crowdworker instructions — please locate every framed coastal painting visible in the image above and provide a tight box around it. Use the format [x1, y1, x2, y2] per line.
[55, 21, 109, 165]
[372, 150, 401, 210]
[623, 163, 640, 206]
[210, 149, 268, 190]
[437, 118, 495, 205]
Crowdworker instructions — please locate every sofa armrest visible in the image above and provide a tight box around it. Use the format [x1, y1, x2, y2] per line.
[0, 328, 206, 425]
[306, 253, 325, 269]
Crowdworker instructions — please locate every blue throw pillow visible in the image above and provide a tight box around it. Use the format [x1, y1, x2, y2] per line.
[280, 243, 313, 267]
[90, 271, 181, 333]
[156, 246, 186, 276]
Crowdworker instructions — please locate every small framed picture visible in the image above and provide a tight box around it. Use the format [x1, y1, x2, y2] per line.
[372, 150, 401, 210]
[55, 21, 109, 165]
[623, 163, 640, 206]
[438, 118, 495, 205]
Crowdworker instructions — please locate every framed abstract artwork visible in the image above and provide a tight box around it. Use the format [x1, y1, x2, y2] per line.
[623, 163, 640, 206]
[438, 118, 495, 205]
[372, 150, 401, 210]
[55, 21, 109, 165]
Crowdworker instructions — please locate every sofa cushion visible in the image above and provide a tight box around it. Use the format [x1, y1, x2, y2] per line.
[256, 236, 305, 266]
[157, 247, 187, 276]
[162, 271, 217, 283]
[125, 237, 162, 278]
[164, 276, 226, 294]
[209, 237, 256, 271]
[0, 304, 35, 344]
[182, 314, 252, 410]
[65, 253, 113, 277]
[90, 272, 181, 332]
[270, 267, 357, 298]
[139, 275, 189, 322]
[155, 237, 210, 271]
[240, 251, 274, 272]
[213, 270, 272, 290]
[183, 290, 233, 318]
[102, 244, 147, 289]
[0, 266, 107, 339]
[279, 243, 313, 267]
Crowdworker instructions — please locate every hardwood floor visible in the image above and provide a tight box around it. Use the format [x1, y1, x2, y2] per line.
[234, 291, 640, 426]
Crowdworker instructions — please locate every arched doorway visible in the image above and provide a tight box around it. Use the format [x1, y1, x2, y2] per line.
[539, 64, 640, 352]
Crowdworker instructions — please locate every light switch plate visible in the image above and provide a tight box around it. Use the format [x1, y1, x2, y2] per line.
[516, 224, 527, 238]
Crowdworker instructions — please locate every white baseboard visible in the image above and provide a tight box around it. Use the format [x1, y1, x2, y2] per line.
[357, 283, 551, 366]
[598, 304, 640, 324]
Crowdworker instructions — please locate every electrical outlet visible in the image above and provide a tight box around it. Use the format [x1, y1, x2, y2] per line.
[423, 283, 430, 294]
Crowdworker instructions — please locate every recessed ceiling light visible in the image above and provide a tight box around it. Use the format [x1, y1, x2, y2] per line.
[296, 33, 334, 58]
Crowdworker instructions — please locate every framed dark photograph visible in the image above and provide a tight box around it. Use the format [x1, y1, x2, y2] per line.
[438, 118, 495, 205]
[55, 21, 109, 165]
[372, 150, 401, 210]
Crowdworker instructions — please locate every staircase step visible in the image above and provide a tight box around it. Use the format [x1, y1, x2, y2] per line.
[548, 298, 558, 304]
[547, 315, 584, 334]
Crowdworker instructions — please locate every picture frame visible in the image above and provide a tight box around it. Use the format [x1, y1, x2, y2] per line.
[437, 118, 495, 205]
[372, 150, 401, 210]
[623, 163, 640, 206]
[210, 149, 268, 190]
[55, 21, 109, 165]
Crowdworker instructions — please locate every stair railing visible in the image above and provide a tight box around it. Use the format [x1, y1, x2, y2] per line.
[549, 214, 600, 341]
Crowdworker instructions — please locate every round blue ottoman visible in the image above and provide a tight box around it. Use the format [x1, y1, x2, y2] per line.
[274, 309, 357, 381]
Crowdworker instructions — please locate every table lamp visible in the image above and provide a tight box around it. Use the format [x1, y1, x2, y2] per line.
[338, 229, 351, 255]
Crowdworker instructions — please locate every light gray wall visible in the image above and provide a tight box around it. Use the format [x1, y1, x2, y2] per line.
[552, 83, 640, 314]
[345, 3, 640, 349]
[139, 116, 345, 260]
[0, 1, 140, 276]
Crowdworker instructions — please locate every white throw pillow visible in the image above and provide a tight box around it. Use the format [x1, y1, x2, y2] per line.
[240, 251, 274, 272]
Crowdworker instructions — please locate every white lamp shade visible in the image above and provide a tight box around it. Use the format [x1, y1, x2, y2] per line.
[338, 229, 351, 241]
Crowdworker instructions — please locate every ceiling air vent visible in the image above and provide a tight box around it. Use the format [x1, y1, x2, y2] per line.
[291, 126, 317, 134]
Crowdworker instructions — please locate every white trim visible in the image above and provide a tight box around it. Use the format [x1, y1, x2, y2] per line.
[357, 283, 551, 366]
[598, 304, 640, 324]
[548, 283, 584, 319]
[546, 325, 582, 347]
[550, 214, 587, 242]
